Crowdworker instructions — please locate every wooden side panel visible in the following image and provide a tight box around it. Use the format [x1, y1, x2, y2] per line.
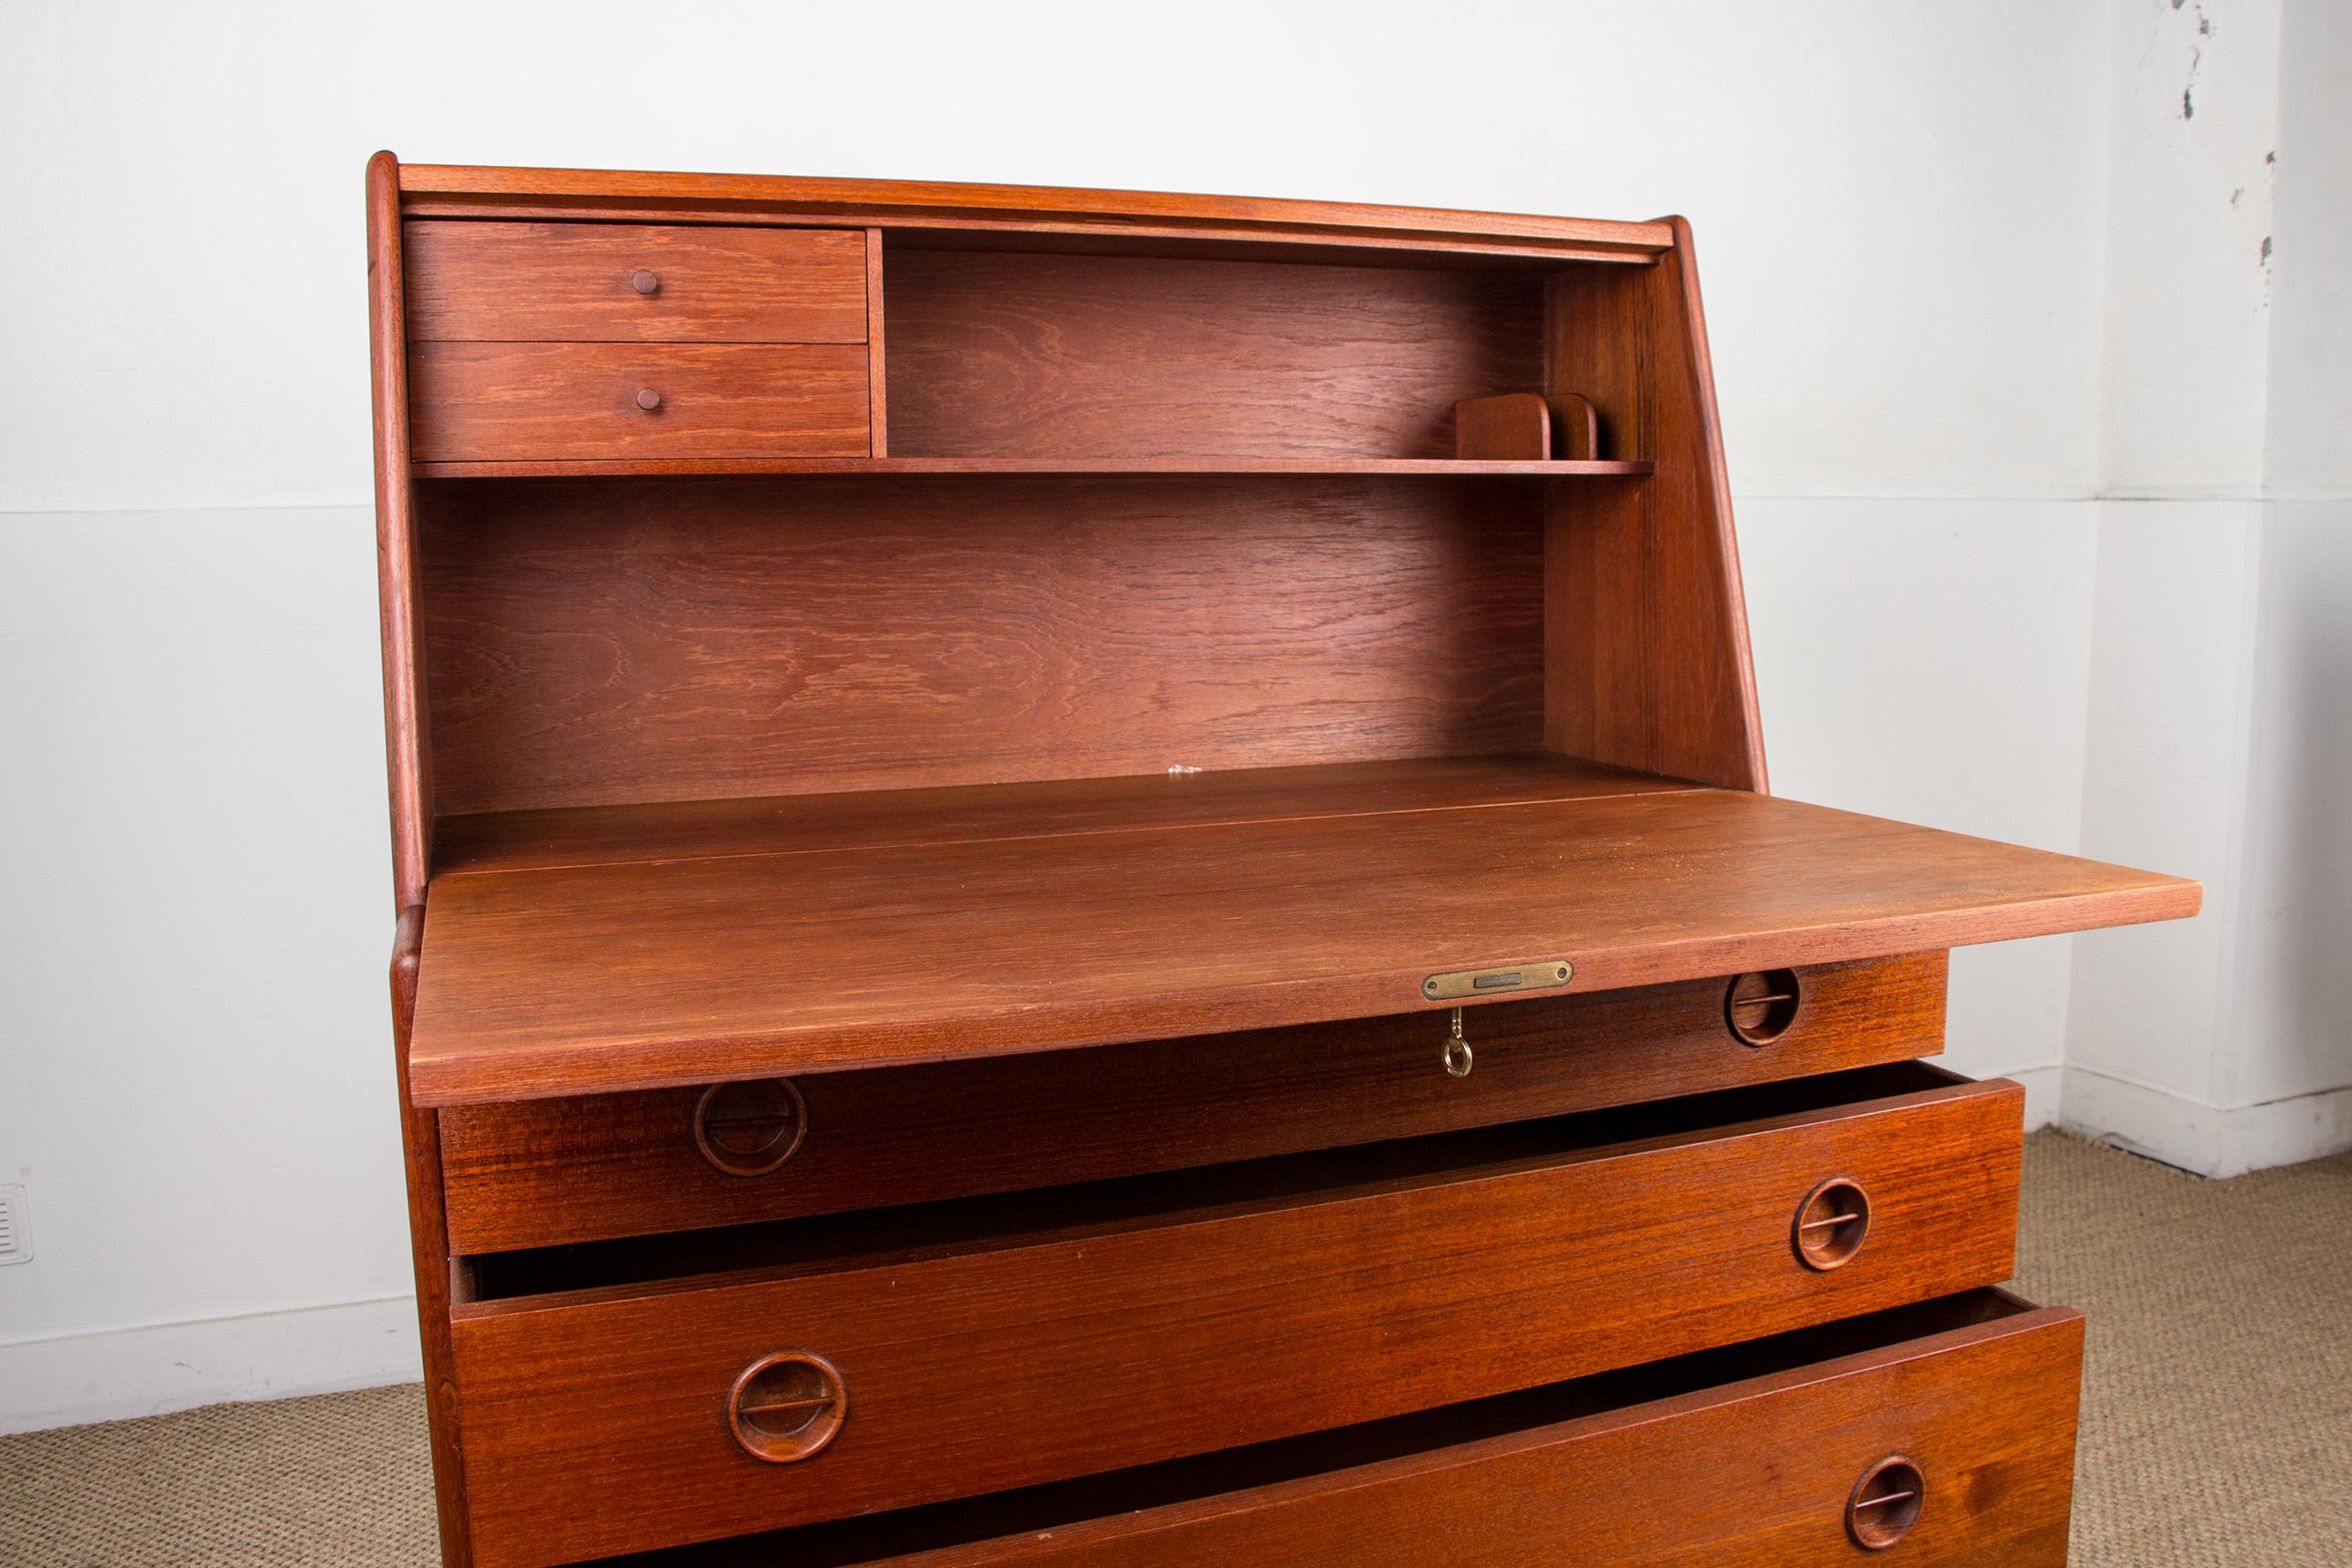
[447, 1078, 2021, 1564]
[417, 477, 1546, 815]
[441, 954, 1948, 1253]
[407, 342, 871, 463]
[389, 907, 473, 1568]
[403, 221, 868, 343]
[867, 1307, 2085, 1566]
[1544, 222, 1767, 791]
[367, 151, 433, 907]
[884, 251, 1543, 459]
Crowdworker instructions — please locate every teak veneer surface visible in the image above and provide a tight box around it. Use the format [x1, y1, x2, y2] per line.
[406, 761, 2198, 1104]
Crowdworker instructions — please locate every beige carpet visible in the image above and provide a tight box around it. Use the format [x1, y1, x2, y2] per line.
[4, 1130, 2347, 1566]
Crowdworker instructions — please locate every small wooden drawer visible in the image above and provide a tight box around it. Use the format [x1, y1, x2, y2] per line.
[407, 341, 871, 462]
[447, 1061, 2019, 1566]
[403, 221, 868, 344]
[440, 953, 1948, 1253]
[690, 1289, 2083, 1566]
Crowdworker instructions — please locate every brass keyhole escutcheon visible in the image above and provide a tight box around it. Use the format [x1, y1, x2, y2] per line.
[728, 1351, 847, 1463]
[694, 1078, 809, 1178]
[1443, 1007, 1473, 1077]
[1846, 1455, 1924, 1549]
[1725, 968, 1800, 1046]
[1793, 1177, 1872, 1271]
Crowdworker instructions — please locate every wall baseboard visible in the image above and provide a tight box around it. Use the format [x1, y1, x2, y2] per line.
[0, 1294, 421, 1436]
[1999, 1063, 2064, 1131]
[2058, 1066, 2352, 1178]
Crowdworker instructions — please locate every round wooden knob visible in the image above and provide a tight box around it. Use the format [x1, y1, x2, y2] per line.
[631, 268, 660, 294]
[634, 388, 663, 412]
[1793, 1176, 1872, 1271]
[1846, 1455, 1924, 1549]
[694, 1078, 807, 1177]
[728, 1351, 846, 1463]
[1725, 968, 1800, 1046]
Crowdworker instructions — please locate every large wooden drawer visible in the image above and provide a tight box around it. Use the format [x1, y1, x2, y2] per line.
[651, 1289, 2081, 1566]
[440, 954, 1947, 1253]
[407, 340, 871, 462]
[448, 1062, 2021, 1566]
[403, 221, 869, 343]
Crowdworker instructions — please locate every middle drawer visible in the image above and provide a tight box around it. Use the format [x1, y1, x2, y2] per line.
[448, 1060, 2020, 1567]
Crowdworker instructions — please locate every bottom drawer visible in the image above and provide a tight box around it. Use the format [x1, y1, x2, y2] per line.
[635, 1289, 2083, 1566]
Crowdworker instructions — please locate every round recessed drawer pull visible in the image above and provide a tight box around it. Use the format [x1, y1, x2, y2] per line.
[694, 1078, 808, 1178]
[1846, 1454, 1924, 1549]
[728, 1350, 846, 1463]
[1725, 968, 1800, 1046]
[634, 387, 664, 412]
[1793, 1176, 1871, 1271]
[631, 268, 661, 294]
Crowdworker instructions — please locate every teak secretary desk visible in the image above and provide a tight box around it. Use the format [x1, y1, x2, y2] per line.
[366, 154, 2199, 1567]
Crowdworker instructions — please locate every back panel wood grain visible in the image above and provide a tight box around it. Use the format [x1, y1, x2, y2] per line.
[416, 477, 1546, 815]
[403, 222, 868, 343]
[883, 250, 1543, 459]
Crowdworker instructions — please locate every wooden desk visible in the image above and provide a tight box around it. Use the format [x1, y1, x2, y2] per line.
[367, 156, 2193, 1565]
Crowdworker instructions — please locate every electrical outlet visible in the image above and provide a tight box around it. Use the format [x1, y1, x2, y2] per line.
[0, 1183, 29, 1265]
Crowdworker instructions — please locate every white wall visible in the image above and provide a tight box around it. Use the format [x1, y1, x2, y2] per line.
[2064, 0, 2352, 1177]
[0, 0, 2291, 1429]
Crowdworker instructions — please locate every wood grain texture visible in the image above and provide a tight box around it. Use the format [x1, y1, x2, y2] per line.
[415, 479, 1546, 816]
[431, 754, 1695, 876]
[394, 164, 1676, 260]
[389, 906, 474, 1568]
[1544, 218, 1767, 792]
[841, 1299, 2083, 1566]
[439, 952, 1948, 1253]
[446, 1072, 2023, 1564]
[407, 342, 869, 463]
[884, 251, 1542, 459]
[403, 221, 867, 343]
[406, 779, 2197, 1105]
[367, 151, 434, 909]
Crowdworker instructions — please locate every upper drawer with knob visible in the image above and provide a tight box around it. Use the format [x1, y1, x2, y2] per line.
[404, 221, 868, 343]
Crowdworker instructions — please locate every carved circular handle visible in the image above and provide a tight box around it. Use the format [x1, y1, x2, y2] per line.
[1794, 1177, 1872, 1271]
[1846, 1455, 1924, 1549]
[694, 1078, 808, 1177]
[634, 387, 664, 412]
[631, 268, 660, 294]
[728, 1351, 846, 1463]
[1725, 968, 1800, 1046]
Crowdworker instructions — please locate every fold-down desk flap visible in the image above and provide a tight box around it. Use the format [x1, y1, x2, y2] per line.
[406, 785, 2198, 1106]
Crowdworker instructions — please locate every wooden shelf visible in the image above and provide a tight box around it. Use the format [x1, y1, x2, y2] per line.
[406, 755, 2200, 1106]
[413, 456, 1656, 480]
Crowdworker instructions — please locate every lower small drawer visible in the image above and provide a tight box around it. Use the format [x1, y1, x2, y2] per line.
[441, 953, 1948, 1253]
[637, 1288, 2081, 1566]
[447, 1062, 2020, 1566]
[407, 340, 871, 462]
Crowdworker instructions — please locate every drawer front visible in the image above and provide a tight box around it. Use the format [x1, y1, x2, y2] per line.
[404, 221, 868, 343]
[408, 341, 871, 462]
[449, 1069, 2020, 1566]
[861, 1296, 2085, 1566]
[441, 953, 1948, 1253]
